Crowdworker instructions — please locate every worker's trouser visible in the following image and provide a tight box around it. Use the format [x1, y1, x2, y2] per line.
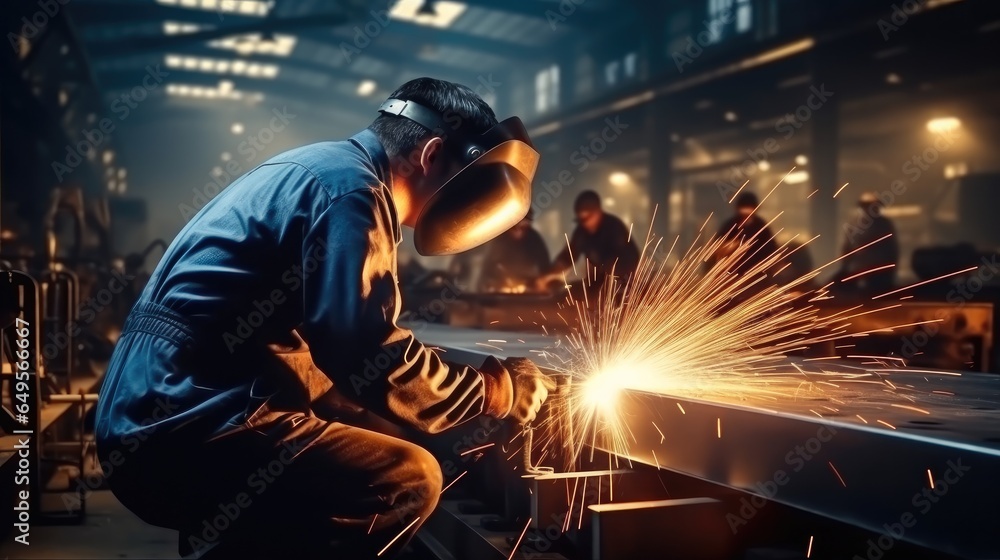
[97, 305, 442, 559]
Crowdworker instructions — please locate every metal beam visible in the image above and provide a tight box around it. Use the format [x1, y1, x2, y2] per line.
[418, 324, 1000, 560]
[382, 20, 538, 60]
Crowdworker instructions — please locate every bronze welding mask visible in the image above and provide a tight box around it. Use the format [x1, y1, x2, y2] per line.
[377, 98, 539, 256]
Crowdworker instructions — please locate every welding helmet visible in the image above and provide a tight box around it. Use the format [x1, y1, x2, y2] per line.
[377, 97, 539, 256]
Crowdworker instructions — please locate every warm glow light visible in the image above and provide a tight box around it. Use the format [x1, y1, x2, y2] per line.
[784, 170, 810, 184]
[926, 117, 961, 134]
[582, 373, 622, 417]
[757, 160, 771, 171]
[795, 154, 808, 166]
[609, 171, 630, 187]
[231, 122, 245, 134]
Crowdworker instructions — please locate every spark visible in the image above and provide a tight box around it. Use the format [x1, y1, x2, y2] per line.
[476, 343, 504, 352]
[368, 515, 378, 534]
[377, 516, 421, 557]
[840, 264, 896, 283]
[523, 181, 966, 513]
[460, 443, 495, 456]
[872, 266, 979, 299]
[508, 518, 532, 560]
[441, 471, 468, 494]
[890, 403, 931, 415]
[652, 421, 665, 443]
[927, 469, 935, 489]
[807, 535, 815, 558]
[828, 462, 847, 487]
[807, 189, 819, 198]
[833, 181, 850, 198]
[728, 179, 751, 203]
[488, 339, 507, 344]
[877, 420, 897, 430]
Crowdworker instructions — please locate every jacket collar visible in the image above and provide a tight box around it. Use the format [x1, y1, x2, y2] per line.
[350, 128, 402, 244]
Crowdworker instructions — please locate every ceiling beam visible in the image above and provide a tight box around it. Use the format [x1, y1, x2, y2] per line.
[98, 68, 380, 113]
[382, 20, 538, 59]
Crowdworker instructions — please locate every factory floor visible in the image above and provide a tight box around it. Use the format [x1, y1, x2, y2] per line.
[0, 490, 177, 559]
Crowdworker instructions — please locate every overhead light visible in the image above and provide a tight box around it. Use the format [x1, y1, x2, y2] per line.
[795, 154, 808, 166]
[102, 150, 114, 164]
[221, 152, 232, 161]
[785, 170, 810, 184]
[886, 72, 902, 85]
[926, 117, 961, 134]
[757, 160, 770, 171]
[212, 166, 224, 176]
[118, 181, 127, 194]
[944, 162, 968, 179]
[157, 0, 270, 17]
[724, 111, 738, 122]
[164, 54, 278, 79]
[117, 168, 127, 179]
[231, 122, 245, 134]
[209, 33, 297, 57]
[603, 196, 616, 208]
[356, 79, 377, 96]
[609, 171, 630, 187]
[163, 21, 203, 35]
[107, 180, 117, 191]
[389, 0, 466, 28]
[165, 82, 263, 102]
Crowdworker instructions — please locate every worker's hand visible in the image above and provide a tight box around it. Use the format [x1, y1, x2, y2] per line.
[534, 274, 559, 292]
[503, 357, 555, 425]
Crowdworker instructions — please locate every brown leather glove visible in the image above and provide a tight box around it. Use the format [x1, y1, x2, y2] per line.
[501, 357, 554, 424]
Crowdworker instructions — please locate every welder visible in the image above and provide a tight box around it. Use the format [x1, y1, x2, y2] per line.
[479, 208, 550, 292]
[536, 190, 640, 291]
[95, 78, 551, 559]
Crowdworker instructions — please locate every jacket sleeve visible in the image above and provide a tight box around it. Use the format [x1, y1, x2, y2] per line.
[300, 187, 513, 433]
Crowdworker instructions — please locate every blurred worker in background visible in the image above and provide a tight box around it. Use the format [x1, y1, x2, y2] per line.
[536, 190, 640, 291]
[834, 192, 899, 294]
[480, 208, 550, 292]
[95, 78, 551, 559]
[710, 191, 779, 278]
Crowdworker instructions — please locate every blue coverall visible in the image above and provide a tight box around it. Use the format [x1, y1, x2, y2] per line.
[95, 129, 514, 558]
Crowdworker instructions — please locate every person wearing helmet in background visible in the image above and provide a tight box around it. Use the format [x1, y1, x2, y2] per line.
[479, 208, 550, 292]
[710, 190, 780, 278]
[835, 192, 899, 294]
[536, 190, 640, 292]
[95, 78, 552, 559]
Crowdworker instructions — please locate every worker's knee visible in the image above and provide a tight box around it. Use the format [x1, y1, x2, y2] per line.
[396, 444, 442, 516]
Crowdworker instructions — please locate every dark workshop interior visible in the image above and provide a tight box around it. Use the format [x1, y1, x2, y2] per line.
[2, 0, 1000, 559]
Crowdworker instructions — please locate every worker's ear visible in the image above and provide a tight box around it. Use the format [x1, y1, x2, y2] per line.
[418, 136, 445, 177]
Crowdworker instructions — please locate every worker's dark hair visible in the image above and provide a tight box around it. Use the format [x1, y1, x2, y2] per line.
[574, 190, 602, 213]
[734, 191, 759, 209]
[369, 77, 498, 158]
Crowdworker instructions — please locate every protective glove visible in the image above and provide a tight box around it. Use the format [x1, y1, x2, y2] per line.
[502, 357, 554, 425]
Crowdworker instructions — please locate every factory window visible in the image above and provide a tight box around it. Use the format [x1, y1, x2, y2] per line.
[535, 64, 560, 113]
[736, 0, 752, 33]
[706, 0, 753, 42]
[623, 52, 638, 78]
[604, 60, 620, 86]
